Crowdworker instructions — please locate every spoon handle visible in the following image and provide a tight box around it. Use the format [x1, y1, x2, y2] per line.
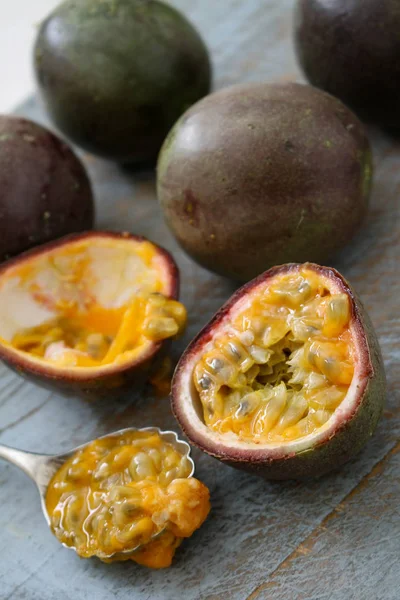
[0, 444, 48, 482]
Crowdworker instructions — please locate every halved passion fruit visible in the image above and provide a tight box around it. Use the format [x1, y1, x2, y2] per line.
[0, 232, 186, 397]
[172, 264, 386, 479]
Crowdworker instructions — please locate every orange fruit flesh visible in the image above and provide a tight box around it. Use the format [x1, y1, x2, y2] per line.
[46, 430, 210, 568]
[193, 268, 355, 444]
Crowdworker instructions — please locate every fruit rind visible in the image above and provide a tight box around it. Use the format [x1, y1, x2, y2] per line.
[171, 263, 386, 479]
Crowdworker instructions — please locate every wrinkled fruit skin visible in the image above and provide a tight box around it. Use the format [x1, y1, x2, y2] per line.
[0, 116, 94, 262]
[157, 82, 372, 282]
[0, 232, 179, 400]
[34, 0, 211, 163]
[171, 264, 386, 479]
[295, 0, 400, 129]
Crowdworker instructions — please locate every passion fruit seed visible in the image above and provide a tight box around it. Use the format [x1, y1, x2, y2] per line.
[194, 269, 354, 443]
[142, 296, 187, 341]
[306, 340, 354, 386]
[323, 294, 351, 337]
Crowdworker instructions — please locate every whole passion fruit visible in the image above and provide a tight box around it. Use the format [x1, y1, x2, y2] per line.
[172, 263, 385, 479]
[0, 232, 186, 397]
[157, 82, 372, 281]
[34, 0, 211, 163]
[295, 0, 400, 129]
[0, 116, 94, 261]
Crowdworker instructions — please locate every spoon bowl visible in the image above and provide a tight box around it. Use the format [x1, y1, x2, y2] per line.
[0, 427, 195, 559]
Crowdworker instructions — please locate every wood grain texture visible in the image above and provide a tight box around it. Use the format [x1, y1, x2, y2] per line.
[0, 1, 399, 598]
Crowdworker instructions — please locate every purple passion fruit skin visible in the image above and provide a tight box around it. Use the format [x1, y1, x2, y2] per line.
[157, 82, 372, 282]
[34, 0, 211, 164]
[0, 232, 184, 399]
[295, 0, 400, 130]
[0, 116, 94, 262]
[171, 263, 386, 480]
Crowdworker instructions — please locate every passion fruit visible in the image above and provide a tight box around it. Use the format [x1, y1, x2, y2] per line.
[295, 0, 400, 129]
[34, 0, 211, 163]
[0, 232, 186, 398]
[0, 116, 94, 261]
[157, 82, 372, 281]
[172, 263, 385, 479]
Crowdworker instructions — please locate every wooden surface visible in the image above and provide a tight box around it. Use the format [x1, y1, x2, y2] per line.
[1, 1, 399, 598]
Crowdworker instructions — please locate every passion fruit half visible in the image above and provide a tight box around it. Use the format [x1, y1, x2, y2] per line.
[0, 232, 186, 397]
[172, 264, 385, 479]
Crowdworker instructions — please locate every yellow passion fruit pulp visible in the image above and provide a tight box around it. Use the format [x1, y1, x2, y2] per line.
[194, 267, 354, 443]
[46, 429, 210, 568]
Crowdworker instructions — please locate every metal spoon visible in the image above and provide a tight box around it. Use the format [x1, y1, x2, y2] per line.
[0, 427, 195, 560]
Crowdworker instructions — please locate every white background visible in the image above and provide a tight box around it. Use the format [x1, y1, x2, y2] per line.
[1, 1, 60, 112]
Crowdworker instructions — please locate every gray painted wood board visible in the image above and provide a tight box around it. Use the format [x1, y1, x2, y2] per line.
[0, 1, 399, 599]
